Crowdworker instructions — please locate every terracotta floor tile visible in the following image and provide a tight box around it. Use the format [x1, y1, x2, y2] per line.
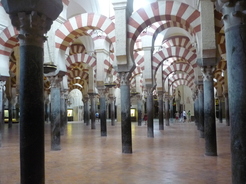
[0, 120, 231, 184]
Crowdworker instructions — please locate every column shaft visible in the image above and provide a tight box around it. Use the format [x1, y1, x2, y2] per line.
[50, 84, 61, 151]
[226, 23, 246, 183]
[165, 98, 170, 126]
[120, 73, 132, 153]
[147, 91, 154, 137]
[19, 44, 45, 184]
[137, 99, 142, 126]
[198, 85, 204, 138]
[202, 66, 217, 156]
[0, 81, 5, 147]
[100, 96, 107, 136]
[158, 96, 164, 130]
[90, 95, 96, 129]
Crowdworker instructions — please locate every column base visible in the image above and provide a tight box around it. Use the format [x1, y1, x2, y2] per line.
[205, 152, 217, 156]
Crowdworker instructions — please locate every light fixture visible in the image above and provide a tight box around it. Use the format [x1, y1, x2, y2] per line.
[43, 36, 57, 74]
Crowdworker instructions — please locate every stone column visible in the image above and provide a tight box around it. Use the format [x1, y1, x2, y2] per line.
[165, 95, 170, 126]
[198, 84, 204, 138]
[218, 96, 223, 123]
[193, 89, 199, 129]
[89, 93, 96, 129]
[109, 96, 116, 126]
[137, 95, 142, 126]
[0, 81, 6, 147]
[7, 97, 13, 128]
[83, 95, 90, 126]
[169, 97, 174, 123]
[60, 90, 66, 135]
[119, 72, 132, 153]
[49, 76, 62, 151]
[224, 92, 230, 126]
[202, 66, 217, 156]
[218, 2, 246, 182]
[158, 92, 164, 130]
[146, 87, 154, 137]
[98, 88, 107, 136]
[2, 0, 62, 181]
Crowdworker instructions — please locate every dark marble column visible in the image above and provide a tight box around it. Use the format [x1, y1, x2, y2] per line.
[169, 97, 174, 123]
[49, 76, 62, 151]
[7, 97, 13, 128]
[89, 93, 96, 129]
[224, 93, 230, 126]
[137, 95, 142, 126]
[119, 72, 132, 153]
[109, 96, 116, 126]
[165, 97, 170, 126]
[83, 95, 90, 126]
[218, 96, 223, 123]
[146, 87, 154, 137]
[158, 92, 164, 130]
[0, 81, 6, 147]
[198, 84, 204, 138]
[2, 1, 62, 183]
[193, 90, 199, 129]
[98, 89, 107, 136]
[60, 90, 66, 135]
[219, 2, 246, 183]
[202, 66, 217, 156]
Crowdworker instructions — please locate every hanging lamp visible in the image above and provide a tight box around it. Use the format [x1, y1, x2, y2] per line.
[43, 36, 57, 74]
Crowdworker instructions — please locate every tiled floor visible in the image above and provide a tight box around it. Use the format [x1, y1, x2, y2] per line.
[0, 120, 231, 184]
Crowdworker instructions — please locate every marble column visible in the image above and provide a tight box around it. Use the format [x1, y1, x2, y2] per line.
[158, 92, 164, 130]
[137, 95, 142, 126]
[202, 66, 217, 156]
[0, 81, 6, 147]
[7, 97, 12, 128]
[60, 90, 66, 135]
[218, 2, 246, 182]
[49, 76, 62, 151]
[119, 72, 132, 153]
[224, 92, 230, 126]
[89, 93, 96, 129]
[198, 84, 204, 138]
[218, 96, 223, 123]
[169, 97, 174, 123]
[165, 97, 170, 126]
[193, 90, 199, 129]
[98, 88, 107, 136]
[146, 87, 154, 137]
[2, 7, 60, 183]
[109, 96, 116, 126]
[83, 95, 90, 126]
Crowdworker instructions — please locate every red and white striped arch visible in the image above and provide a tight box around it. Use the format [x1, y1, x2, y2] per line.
[55, 13, 115, 51]
[0, 25, 18, 56]
[131, 66, 143, 80]
[67, 70, 89, 81]
[214, 70, 225, 85]
[69, 44, 86, 55]
[168, 73, 194, 86]
[172, 79, 195, 90]
[66, 53, 96, 69]
[153, 47, 197, 71]
[163, 63, 194, 79]
[162, 36, 196, 53]
[216, 60, 227, 71]
[128, 1, 200, 54]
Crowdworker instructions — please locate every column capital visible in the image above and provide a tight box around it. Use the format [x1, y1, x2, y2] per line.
[98, 88, 106, 98]
[218, 1, 246, 31]
[119, 72, 130, 86]
[48, 76, 62, 88]
[10, 11, 51, 47]
[0, 81, 6, 90]
[201, 66, 215, 81]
